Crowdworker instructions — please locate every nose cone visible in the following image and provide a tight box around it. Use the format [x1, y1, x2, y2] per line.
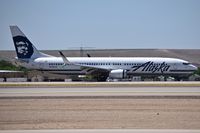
[190, 64, 198, 71]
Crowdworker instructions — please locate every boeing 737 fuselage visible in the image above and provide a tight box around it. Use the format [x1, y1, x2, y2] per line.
[10, 26, 197, 81]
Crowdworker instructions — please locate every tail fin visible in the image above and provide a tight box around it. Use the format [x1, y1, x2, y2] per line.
[10, 26, 50, 59]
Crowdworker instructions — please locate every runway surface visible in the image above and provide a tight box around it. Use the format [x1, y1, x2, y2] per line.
[0, 83, 200, 130]
[1, 86, 200, 97]
[1, 129, 200, 133]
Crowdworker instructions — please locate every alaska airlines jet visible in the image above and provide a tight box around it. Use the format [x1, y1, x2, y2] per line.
[10, 26, 197, 81]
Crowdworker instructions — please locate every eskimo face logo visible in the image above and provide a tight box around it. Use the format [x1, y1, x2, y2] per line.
[13, 36, 33, 58]
[16, 41, 29, 55]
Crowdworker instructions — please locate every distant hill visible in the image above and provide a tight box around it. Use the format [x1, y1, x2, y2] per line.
[0, 49, 200, 67]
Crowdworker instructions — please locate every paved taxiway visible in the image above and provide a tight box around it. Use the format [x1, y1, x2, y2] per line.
[1, 86, 200, 97]
[1, 129, 200, 133]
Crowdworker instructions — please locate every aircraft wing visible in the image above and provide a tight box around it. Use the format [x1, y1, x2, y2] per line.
[58, 51, 110, 75]
[80, 65, 110, 75]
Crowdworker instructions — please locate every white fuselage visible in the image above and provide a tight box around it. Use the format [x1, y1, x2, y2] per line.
[20, 57, 197, 76]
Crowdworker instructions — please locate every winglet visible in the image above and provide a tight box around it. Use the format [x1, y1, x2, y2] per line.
[87, 53, 91, 57]
[58, 51, 71, 65]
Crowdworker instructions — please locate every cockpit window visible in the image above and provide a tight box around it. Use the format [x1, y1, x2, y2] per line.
[183, 62, 190, 65]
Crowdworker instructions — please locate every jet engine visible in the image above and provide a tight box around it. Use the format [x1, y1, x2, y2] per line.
[109, 69, 127, 79]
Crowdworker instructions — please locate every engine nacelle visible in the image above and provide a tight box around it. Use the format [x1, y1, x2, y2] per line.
[109, 69, 127, 79]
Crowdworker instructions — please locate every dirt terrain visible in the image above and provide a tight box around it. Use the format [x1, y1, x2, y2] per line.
[0, 98, 200, 129]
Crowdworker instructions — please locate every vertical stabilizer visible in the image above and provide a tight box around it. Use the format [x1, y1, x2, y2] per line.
[10, 26, 50, 59]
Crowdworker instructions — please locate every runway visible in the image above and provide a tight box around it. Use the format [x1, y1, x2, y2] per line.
[1, 129, 200, 133]
[0, 82, 200, 130]
[1, 86, 200, 97]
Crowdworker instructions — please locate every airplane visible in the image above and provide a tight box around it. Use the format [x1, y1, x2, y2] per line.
[10, 25, 197, 81]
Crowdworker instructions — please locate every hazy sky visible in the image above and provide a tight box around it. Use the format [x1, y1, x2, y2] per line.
[0, 0, 200, 50]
